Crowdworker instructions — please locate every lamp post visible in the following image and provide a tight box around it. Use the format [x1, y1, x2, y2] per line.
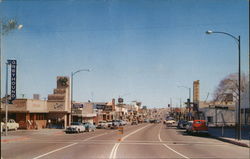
[206, 30, 241, 140]
[178, 86, 191, 101]
[70, 69, 90, 124]
[0, 19, 23, 136]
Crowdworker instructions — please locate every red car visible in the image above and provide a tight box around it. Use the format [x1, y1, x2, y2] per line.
[187, 120, 208, 134]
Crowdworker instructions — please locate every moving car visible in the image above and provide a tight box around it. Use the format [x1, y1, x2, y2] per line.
[97, 121, 108, 129]
[65, 122, 85, 133]
[149, 119, 156, 123]
[1, 119, 19, 131]
[83, 122, 96, 132]
[165, 119, 176, 126]
[186, 120, 208, 134]
[177, 120, 188, 129]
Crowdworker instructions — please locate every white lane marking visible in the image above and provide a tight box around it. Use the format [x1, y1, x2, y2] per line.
[109, 124, 151, 159]
[33, 131, 114, 159]
[109, 143, 119, 159]
[32, 143, 77, 159]
[158, 124, 189, 159]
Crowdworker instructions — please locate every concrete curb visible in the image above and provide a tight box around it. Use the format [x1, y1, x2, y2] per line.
[1, 137, 29, 143]
[211, 135, 249, 148]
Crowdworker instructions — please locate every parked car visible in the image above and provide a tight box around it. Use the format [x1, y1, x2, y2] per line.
[144, 119, 150, 123]
[65, 122, 85, 133]
[118, 120, 127, 126]
[1, 119, 19, 131]
[97, 121, 108, 129]
[186, 120, 208, 134]
[83, 122, 96, 132]
[177, 120, 188, 129]
[131, 120, 138, 125]
[156, 120, 161, 123]
[107, 120, 113, 128]
[111, 120, 120, 129]
[149, 119, 156, 123]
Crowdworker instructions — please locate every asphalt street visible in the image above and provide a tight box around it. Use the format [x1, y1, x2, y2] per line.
[1, 123, 249, 159]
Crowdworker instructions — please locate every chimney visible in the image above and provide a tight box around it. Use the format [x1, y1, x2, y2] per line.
[193, 80, 200, 103]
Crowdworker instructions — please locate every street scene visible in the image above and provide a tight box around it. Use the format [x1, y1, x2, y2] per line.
[1, 121, 249, 159]
[1, 0, 249, 159]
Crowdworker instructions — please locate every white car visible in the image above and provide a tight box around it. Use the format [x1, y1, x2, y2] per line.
[1, 119, 19, 131]
[97, 121, 108, 129]
[65, 122, 85, 133]
[165, 120, 175, 124]
[107, 121, 113, 128]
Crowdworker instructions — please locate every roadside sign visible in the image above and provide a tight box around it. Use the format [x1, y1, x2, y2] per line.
[7, 60, 17, 101]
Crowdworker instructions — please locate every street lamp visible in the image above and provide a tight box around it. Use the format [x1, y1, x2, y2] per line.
[70, 69, 90, 124]
[0, 19, 23, 136]
[178, 86, 191, 100]
[206, 30, 241, 140]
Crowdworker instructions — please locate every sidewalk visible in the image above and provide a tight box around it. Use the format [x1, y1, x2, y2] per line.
[1, 135, 30, 143]
[1, 128, 64, 142]
[208, 126, 250, 147]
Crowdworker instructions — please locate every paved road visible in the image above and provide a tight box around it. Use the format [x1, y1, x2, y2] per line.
[1, 123, 249, 159]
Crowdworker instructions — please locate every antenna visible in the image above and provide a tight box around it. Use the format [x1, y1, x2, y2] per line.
[204, 92, 209, 102]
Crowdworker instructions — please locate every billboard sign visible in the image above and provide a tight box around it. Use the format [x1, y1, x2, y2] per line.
[95, 104, 105, 109]
[73, 103, 84, 108]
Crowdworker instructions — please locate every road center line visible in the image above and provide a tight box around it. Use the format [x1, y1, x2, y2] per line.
[158, 124, 190, 159]
[109, 124, 151, 159]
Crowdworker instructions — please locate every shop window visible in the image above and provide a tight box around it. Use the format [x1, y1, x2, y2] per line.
[36, 114, 45, 120]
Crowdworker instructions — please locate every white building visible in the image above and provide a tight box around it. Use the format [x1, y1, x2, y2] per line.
[200, 107, 236, 126]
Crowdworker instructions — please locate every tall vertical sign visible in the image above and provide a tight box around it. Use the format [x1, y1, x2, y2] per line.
[7, 60, 17, 101]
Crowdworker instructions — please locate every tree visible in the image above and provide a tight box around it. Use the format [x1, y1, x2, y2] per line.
[213, 73, 248, 103]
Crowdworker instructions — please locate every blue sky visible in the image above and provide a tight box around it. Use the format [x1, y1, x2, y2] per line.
[1, 0, 249, 107]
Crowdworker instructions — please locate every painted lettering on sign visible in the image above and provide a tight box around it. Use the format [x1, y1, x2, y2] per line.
[54, 103, 63, 109]
[8, 60, 17, 101]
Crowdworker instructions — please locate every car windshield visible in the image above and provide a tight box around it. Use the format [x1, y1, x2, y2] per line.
[2, 1, 249, 159]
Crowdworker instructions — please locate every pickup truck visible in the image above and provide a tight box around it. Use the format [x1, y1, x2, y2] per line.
[1, 119, 19, 131]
